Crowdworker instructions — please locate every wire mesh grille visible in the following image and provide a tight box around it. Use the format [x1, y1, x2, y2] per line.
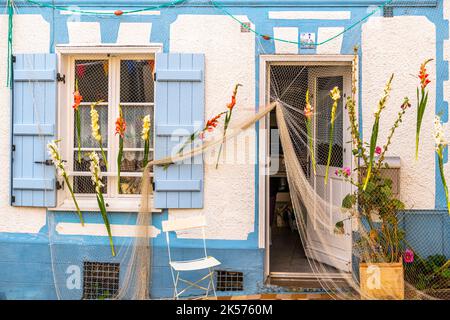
[82, 261, 120, 300]
[216, 270, 244, 292]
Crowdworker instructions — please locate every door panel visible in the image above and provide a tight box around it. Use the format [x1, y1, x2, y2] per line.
[306, 66, 352, 272]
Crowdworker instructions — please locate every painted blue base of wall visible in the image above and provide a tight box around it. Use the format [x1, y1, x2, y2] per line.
[0, 232, 264, 300]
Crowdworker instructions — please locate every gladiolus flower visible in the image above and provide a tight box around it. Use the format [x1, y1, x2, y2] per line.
[404, 249, 414, 263]
[89, 152, 104, 194]
[47, 140, 84, 225]
[141, 115, 151, 141]
[206, 113, 225, 132]
[335, 167, 351, 178]
[433, 115, 446, 149]
[90, 105, 102, 142]
[72, 78, 82, 110]
[114, 10, 124, 16]
[330, 86, 341, 101]
[419, 59, 433, 89]
[375, 146, 382, 156]
[227, 84, 243, 111]
[115, 114, 126, 138]
[401, 97, 411, 110]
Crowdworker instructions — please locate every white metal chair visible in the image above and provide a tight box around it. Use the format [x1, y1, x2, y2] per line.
[162, 216, 221, 299]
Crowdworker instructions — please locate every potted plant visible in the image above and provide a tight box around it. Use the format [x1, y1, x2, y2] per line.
[335, 49, 432, 300]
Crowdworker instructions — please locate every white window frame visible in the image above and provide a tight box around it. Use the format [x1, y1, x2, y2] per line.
[52, 45, 162, 212]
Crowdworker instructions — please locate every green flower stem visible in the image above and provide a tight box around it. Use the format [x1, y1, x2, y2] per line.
[117, 136, 123, 193]
[216, 109, 233, 169]
[99, 142, 108, 171]
[143, 139, 150, 168]
[363, 115, 380, 190]
[306, 118, 316, 175]
[415, 87, 429, 160]
[324, 100, 338, 185]
[96, 192, 115, 257]
[75, 109, 82, 163]
[437, 146, 450, 215]
[62, 173, 84, 226]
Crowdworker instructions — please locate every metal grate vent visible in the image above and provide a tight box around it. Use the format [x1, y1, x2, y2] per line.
[82, 261, 120, 300]
[383, 6, 394, 18]
[216, 270, 244, 291]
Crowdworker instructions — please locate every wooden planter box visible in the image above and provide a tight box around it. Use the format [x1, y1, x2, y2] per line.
[359, 262, 404, 300]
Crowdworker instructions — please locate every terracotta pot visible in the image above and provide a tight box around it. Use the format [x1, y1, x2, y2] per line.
[359, 261, 404, 300]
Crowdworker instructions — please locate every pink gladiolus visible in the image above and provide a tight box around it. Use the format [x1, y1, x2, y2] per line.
[375, 146, 382, 155]
[404, 249, 414, 263]
[343, 167, 351, 177]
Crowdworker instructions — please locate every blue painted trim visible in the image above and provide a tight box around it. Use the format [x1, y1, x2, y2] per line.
[2, 1, 438, 8]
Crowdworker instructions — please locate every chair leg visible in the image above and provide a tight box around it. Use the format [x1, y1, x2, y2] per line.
[209, 268, 217, 297]
[173, 272, 180, 300]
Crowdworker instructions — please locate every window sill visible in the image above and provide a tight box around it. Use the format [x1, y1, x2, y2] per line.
[49, 197, 162, 213]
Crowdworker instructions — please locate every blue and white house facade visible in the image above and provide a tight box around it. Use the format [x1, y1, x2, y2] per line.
[0, 0, 449, 299]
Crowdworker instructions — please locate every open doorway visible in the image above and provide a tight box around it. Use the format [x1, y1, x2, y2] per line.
[262, 58, 354, 281]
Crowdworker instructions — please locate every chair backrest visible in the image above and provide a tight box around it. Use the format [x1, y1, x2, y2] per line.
[162, 215, 207, 232]
[162, 216, 208, 262]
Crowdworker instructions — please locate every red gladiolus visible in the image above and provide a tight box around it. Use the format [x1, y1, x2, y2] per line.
[115, 116, 126, 138]
[72, 90, 82, 110]
[114, 10, 124, 16]
[419, 59, 433, 89]
[205, 112, 225, 132]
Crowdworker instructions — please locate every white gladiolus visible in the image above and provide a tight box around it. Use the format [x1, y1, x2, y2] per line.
[47, 140, 65, 177]
[89, 151, 104, 194]
[433, 115, 446, 148]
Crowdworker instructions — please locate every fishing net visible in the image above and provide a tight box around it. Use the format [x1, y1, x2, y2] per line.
[3, 0, 449, 300]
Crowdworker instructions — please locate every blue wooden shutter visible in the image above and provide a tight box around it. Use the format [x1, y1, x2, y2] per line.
[154, 53, 205, 208]
[12, 54, 57, 207]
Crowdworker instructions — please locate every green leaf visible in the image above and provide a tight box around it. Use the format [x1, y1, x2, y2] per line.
[342, 194, 356, 209]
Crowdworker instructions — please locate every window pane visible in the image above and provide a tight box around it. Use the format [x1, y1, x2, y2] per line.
[75, 60, 109, 102]
[316, 76, 343, 168]
[119, 178, 142, 195]
[122, 106, 153, 149]
[120, 60, 154, 103]
[120, 151, 153, 172]
[74, 104, 108, 148]
[73, 151, 107, 194]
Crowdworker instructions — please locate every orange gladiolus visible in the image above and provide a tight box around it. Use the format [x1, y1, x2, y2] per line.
[419, 59, 433, 89]
[115, 116, 126, 138]
[72, 90, 82, 110]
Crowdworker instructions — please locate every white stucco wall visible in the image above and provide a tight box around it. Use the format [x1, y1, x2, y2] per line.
[0, 15, 49, 233]
[168, 15, 256, 240]
[442, 0, 450, 190]
[362, 16, 436, 209]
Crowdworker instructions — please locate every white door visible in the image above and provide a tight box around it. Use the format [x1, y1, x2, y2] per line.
[305, 66, 353, 272]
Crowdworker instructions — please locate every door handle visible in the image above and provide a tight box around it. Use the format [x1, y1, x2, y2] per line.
[34, 160, 54, 166]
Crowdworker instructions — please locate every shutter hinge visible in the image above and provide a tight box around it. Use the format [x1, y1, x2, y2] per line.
[12, 55, 16, 63]
[12, 144, 15, 152]
[57, 73, 66, 84]
[153, 73, 157, 81]
[11, 196, 15, 204]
